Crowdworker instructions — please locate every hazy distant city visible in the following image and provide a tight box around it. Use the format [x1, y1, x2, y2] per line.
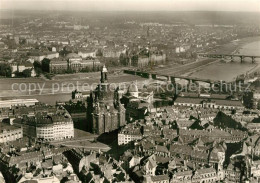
[0, 0, 260, 183]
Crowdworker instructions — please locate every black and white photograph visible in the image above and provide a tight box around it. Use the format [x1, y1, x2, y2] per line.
[0, 0, 260, 182]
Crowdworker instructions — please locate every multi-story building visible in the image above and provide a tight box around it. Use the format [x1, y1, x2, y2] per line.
[69, 59, 101, 72]
[120, 82, 154, 120]
[225, 163, 241, 182]
[36, 115, 74, 141]
[131, 55, 150, 68]
[78, 49, 96, 58]
[250, 160, 260, 179]
[13, 106, 74, 141]
[0, 150, 44, 169]
[102, 47, 126, 58]
[144, 175, 169, 183]
[130, 50, 166, 68]
[118, 125, 142, 145]
[174, 93, 244, 110]
[172, 170, 193, 183]
[191, 168, 218, 183]
[150, 51, 166, 66]
[86, 65, 126, 134]
[0, 123, 23, 143]
[49, 59, 68, 74]
[179, 128, 247, 143]
[247, 122, 260, 134]
[29, 51, 59, 62]
[10, 62, 36, 77]
[0, 98, 39, 108]
[64, 148, 129, 182]
[49, 53, 101, 74]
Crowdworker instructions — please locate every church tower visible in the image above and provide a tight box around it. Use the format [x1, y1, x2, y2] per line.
[100, 65, 108, 83]
[86, 65, 126, 135]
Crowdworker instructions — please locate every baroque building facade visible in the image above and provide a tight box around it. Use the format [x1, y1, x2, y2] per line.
[87, 65, 126, 134]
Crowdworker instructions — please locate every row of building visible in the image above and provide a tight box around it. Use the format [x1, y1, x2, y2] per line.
[116, 105, 260, 182]
[49, 53, 101, 74]
[0, 104, 74, 142]
[174, 92, 244, 110]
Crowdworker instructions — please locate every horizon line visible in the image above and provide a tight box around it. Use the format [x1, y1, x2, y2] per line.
[1, 9, 260, 13]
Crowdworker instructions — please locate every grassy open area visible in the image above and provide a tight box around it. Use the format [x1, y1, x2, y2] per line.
[151, 58, 218, 75]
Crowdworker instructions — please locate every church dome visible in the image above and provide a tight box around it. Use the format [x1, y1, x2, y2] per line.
[128, 83, 138, 93]
[128, 83, 138, 97]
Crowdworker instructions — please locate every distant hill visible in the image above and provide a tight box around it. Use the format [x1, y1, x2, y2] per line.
[1, 10, 260, 26]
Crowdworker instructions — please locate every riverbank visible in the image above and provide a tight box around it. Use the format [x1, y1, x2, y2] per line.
[0, 71, 147, 104]
[0, 36, 259, 104]
[182, 36, 260, 81]
[182, 59, 221, 77]
[150, 36, 260, 77]
[210, 36, 260, 55]
[150, 58, 219, 76]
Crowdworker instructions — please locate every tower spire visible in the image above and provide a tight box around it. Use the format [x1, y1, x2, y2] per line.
[100, 65, 108, 83]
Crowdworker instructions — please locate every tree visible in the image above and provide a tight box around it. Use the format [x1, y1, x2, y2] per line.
[243, 91, 254, 109]
[22, 69, 31, 77]
[119, 53, 129, 66]
[41, 58, 50, 73]
[0, 63, 12, 77]
[33, 61, 42, 76]
[81, 66, 90, 72]
[96, 49, 103, 56]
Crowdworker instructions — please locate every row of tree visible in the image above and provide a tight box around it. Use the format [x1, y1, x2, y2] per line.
[33, 58, 50, 76]
[14, 69, 32, 78]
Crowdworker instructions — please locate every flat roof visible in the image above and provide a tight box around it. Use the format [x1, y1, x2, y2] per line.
[0, 98, 38, 105]
[175, 97, 243, 107]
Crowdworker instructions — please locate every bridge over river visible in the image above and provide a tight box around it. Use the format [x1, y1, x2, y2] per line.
[124, 53, 260, 85]
[198, 53, 260, 63]
[124, 69, 226, 86]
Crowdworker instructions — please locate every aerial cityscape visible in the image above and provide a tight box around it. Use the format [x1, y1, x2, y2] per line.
[1, 0, 260, 182]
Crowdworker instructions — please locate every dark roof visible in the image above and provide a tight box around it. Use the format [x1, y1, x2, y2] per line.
[151, 175, 169, 181]
[0, 123, 21, 132]
[175, 97, 202, 105]
[66, 53, 80, 59]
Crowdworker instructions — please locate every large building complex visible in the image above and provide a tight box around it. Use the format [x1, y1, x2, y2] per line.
[2, 105, 74, 141]
[49, 53, 101, 74]
[174, 93, 244, 110]
[130, 50, 166, 68]
[35, 115, 74, 141]
[0, 98, 39, 108]
[120, 82, 154, 120]
[0, 123, 23, 143]
[86, 65, 126, 134]
[29, 51, 59, 62]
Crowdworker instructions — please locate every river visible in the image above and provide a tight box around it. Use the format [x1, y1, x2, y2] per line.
[186, 39, 260, 81]
[0, 37, 260, 104]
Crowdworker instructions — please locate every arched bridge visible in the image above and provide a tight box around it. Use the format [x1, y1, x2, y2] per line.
[124, 69, 223, 86]
[198, 53, 260, 63]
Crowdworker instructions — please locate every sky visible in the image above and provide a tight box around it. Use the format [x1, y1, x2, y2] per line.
[1, 0, 260, 12]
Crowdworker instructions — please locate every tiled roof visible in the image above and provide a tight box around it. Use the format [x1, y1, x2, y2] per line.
[175, 97, 202, 105]
[156, 145, 169, 153]
[175, 170, 192, 177]
[151, 175, 169, 181]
